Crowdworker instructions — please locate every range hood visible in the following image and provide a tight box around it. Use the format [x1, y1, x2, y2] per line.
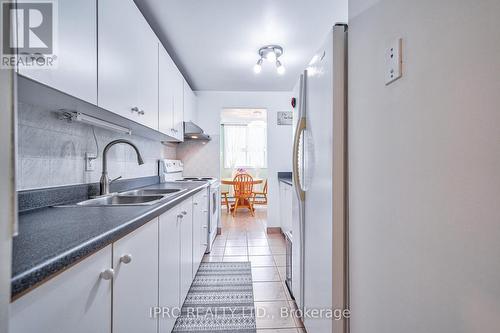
[183, 121, 211, 141]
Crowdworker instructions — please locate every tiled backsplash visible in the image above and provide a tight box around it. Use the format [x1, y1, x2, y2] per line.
[177, 134, 220, 178]
[17, 102, 176, 190]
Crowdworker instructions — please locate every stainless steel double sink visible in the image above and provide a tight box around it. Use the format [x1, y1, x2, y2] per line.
[74, 188, 187, 207]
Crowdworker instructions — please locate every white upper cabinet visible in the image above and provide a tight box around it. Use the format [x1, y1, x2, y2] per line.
[158, 45, 175, 136]
[18, 0, 97, 104]
[136, 19, 159, 130]
[10, 246, 112, 333]
[113, 219, 159, 333]
[98, 0, 158, 130]
[183, 79, 197, 123]
[159, 44, 184, 141]
[172, 68, 185, 141]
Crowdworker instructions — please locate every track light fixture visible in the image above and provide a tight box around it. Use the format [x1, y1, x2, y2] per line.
[254, 45, 285, 75]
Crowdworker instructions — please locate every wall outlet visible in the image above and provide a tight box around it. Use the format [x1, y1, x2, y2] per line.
[385, 38, 402, 85]
[85, 153, 97, 171]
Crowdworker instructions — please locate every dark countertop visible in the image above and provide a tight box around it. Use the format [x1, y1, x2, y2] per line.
[12, 181, 207, 299]
[278, 172, 293, 186]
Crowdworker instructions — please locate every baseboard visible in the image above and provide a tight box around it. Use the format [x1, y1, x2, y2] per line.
[266, 227, 283, 234]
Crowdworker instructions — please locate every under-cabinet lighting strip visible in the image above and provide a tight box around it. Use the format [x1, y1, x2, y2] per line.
[70, 112, 132, 135]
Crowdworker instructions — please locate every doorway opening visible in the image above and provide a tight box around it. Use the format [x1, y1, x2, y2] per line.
[219, 108, 268, 221]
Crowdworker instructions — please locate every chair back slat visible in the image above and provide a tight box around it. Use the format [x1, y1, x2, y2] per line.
[233, 173, 254, 197]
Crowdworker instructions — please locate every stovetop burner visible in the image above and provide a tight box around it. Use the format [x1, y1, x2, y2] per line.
[176, 177, 216, 182]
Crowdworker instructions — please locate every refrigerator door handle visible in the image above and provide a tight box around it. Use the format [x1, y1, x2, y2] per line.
[293, 73, 306, 202]
[292, 71, 307, 313]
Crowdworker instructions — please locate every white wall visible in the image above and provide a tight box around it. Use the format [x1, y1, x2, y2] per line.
[189, 91, 293, 228]
[349, 0, 500, 332]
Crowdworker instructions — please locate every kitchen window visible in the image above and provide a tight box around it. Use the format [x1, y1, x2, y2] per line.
[223, 124, 267, 169]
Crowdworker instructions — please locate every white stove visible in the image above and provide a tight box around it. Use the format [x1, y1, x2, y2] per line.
[159, 159, 220, 253]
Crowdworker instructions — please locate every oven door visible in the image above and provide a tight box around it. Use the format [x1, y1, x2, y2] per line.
[207, 183, 220, 251]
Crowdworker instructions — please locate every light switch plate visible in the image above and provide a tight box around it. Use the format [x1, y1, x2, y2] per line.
[385, 38, 402, 85]
[85, 153, 97, 171]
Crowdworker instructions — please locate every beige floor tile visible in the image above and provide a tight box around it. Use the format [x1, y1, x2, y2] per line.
[290, 301, 304, 328]
[225, 239, 247, 247]
[252, 267, 281, 282]
[208, 247, 225, 256]
[268, 238, 286, 246]
[274, 255, 287, 267]
[253, 282, 288, 301]
[249, 246, 272, 256]
[270, 245, 286, 255]
[202, 256, 223, 262]
[248, 239, 269, 247]
[247, 231, 268, 239]
[257, 329, 299, 333]
[223, 256, 248, 262]
[224, 247, 248, 256]
[277, 266, 287, 281]
[213, 239, 227, 247]
[249, 256, 276, 267]
[255, 301, 297, 329]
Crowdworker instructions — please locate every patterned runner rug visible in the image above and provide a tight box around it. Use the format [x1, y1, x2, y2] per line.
[173, 262, 257, 333]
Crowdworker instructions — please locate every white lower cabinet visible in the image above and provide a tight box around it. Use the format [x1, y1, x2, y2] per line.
[192, 190, 208, 277]
[112, 219, 158, 333]
[279, 182, 293, 234]
[180, 198, 193, 303]
[158, 208, 181, 333]
[10, 246, 113, 333]
[10, 194, 204, 333]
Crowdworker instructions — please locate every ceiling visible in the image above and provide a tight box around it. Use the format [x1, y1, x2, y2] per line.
[134, 0, 347, 92]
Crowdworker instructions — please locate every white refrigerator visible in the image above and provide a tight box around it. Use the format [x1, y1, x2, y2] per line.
[291, 24, 348, 333]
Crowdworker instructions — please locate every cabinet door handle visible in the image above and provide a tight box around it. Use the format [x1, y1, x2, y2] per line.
[203, 210, 208, 213]
[131, 107, 145, 115]
[120, 254, 133, 264]
[100, 268, 115, 280]
[181, 211, 187, 215]
[193, 202, 198, 206]
[177, 214, 184, 219]
[203, 225, 208, 229]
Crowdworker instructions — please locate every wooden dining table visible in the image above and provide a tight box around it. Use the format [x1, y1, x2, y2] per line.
[221, 178, 263, 212]
[221, 178, 264, 186]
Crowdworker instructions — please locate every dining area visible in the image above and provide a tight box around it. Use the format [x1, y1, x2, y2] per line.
[221, 173, 268, 217]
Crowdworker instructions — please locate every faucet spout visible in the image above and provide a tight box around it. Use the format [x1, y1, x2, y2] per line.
[100, 139, 144, 195]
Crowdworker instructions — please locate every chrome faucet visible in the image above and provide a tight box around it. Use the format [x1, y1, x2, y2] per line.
[100, 139, 144, 195]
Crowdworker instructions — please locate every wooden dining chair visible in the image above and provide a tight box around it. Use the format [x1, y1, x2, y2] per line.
[221, 191, 230, 213]
[232, 173, 255, 217]
[252, 179, 268, 205]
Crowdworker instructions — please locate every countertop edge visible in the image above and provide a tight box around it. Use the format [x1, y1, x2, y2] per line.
[11, 183, 207, 300]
